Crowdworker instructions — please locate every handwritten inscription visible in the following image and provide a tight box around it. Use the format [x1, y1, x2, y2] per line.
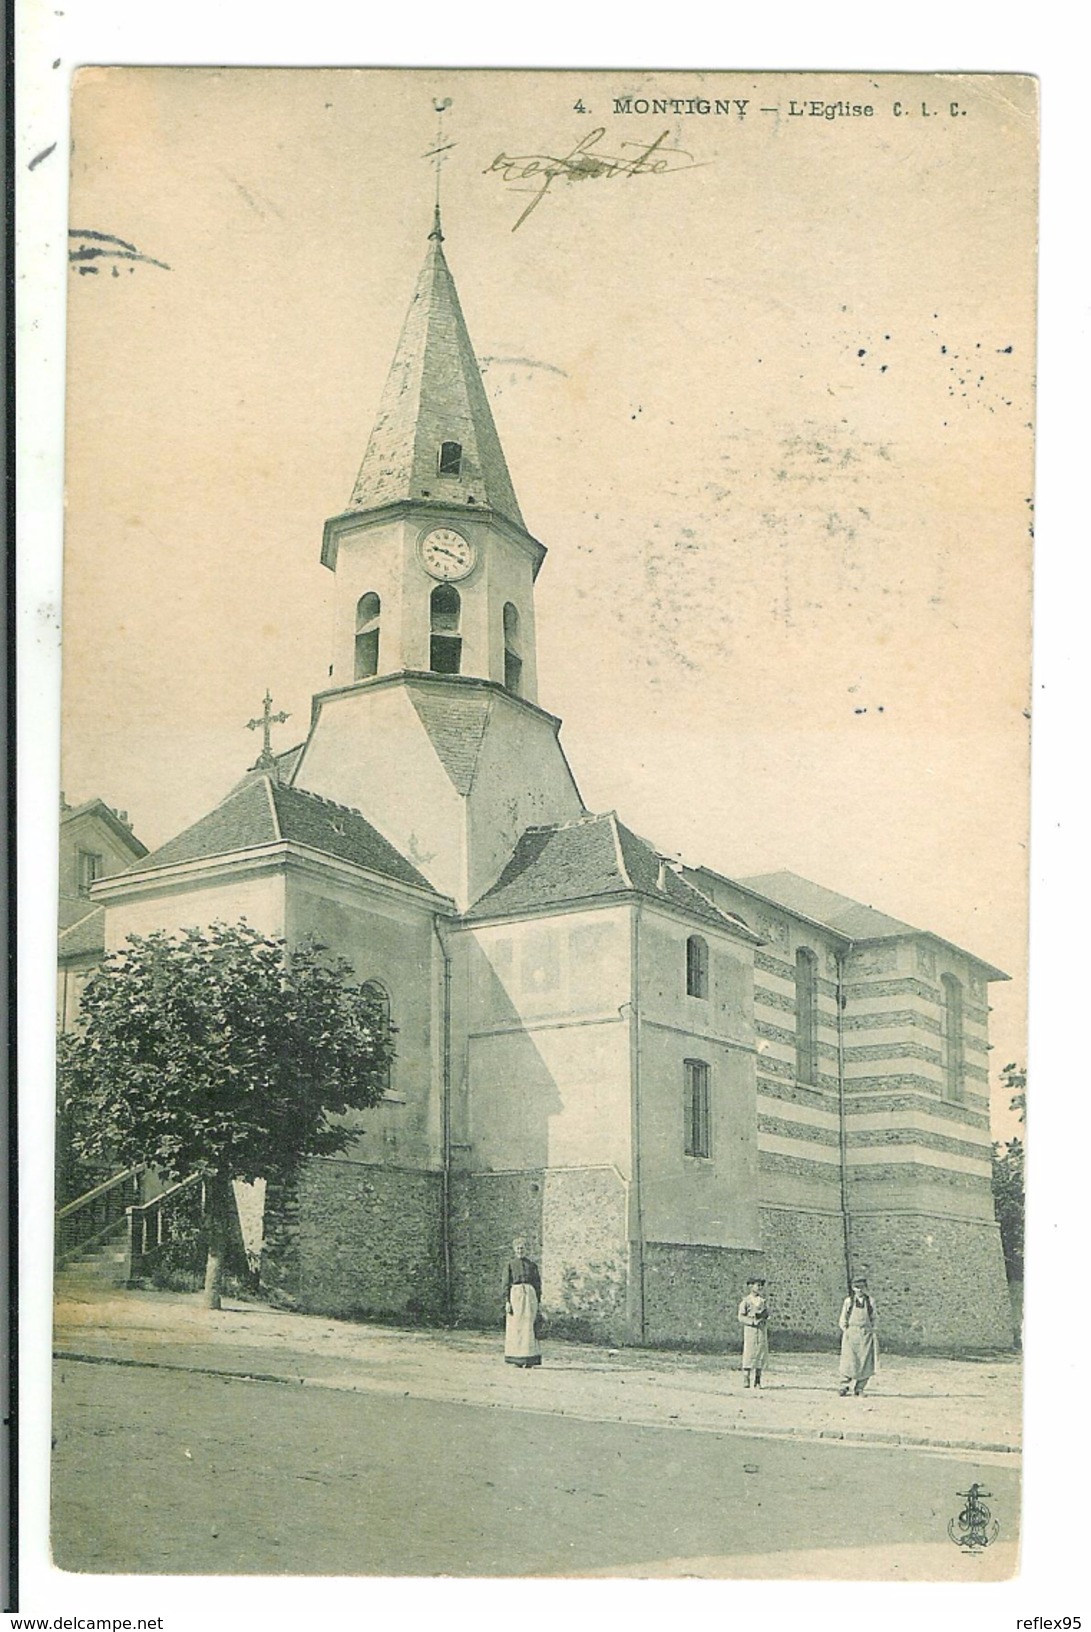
[68, 229, 171, 277]
[485, 128, 704, 231]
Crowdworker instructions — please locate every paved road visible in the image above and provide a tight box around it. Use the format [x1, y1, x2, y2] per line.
[52, 1358, 1018, 1579]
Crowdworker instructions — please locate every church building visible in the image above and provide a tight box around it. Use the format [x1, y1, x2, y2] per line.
[91, 209, 1014, 1353]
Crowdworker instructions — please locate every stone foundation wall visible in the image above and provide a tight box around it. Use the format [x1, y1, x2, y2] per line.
[450, 1166, 630, 1342]
[449, 1169, 545, 1328]
[642, 1242, 765, 1349]
[541, 1168, 630, 1341]
[760, 1207, 849, 1345]
[259, 1161, 1013, 1356]
[261, 1157, 445, 1320]
[849, 1211, 1013, 1352]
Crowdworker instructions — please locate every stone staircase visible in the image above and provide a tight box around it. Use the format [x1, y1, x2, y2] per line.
[56, 1167, 206, 1292]
[56, 1224, 131, 1289]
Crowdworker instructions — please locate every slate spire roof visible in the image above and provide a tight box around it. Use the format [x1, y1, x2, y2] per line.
[469, 812, 759, 937]
[121, 775, 435, 895]
[347, 214, 525, 529]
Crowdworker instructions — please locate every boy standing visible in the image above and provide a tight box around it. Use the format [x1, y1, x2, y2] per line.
[737, 1275, 770, 1388]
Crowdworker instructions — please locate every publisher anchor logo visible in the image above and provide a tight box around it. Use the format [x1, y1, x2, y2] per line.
[948, 1482, 1000, 1554]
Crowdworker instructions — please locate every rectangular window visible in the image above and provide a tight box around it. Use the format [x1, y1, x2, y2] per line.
[941, 975, 964, 1101]
[795, 948, 819, 1086]
[77, 850, 103, 896]
[438, 441, 463, 476]
[686, 935, 709, 998]
[684, 1059, 711, 1158]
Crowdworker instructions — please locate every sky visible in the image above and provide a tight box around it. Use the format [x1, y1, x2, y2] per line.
[60, 69, 1037, 1138]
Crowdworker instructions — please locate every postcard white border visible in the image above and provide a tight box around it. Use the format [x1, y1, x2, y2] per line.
[15, 4, 1087, 1625]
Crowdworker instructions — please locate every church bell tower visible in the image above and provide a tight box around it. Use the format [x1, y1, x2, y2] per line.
[291, 208, 584, 907]
[320, 207, 544, 702]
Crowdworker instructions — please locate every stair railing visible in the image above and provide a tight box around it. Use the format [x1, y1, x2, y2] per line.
[125, 1174, 205, 1284]
[55, 1165, 146, 1266]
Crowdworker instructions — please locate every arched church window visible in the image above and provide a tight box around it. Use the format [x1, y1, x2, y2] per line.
[361, 979, 393, 1096]
[503, 602, 522, 695]
[686, 934, 709, 999]
[430, 584, 462, 675]
[354, 592, 381, 680]
[795, 947, 819, 1086]
[438, 441, 463, 477]
[941, 972, 964, 1101]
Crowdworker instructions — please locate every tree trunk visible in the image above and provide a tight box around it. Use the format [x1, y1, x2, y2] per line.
[202, 1171, 231, 1310]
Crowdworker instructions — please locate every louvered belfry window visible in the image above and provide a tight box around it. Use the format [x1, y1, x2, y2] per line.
[503, 602, 522, 695]
[355, 592, 380, 680]
[430, 584, 462, 674]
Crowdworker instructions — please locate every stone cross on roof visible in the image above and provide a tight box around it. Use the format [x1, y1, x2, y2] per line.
[246, 690, 290, 773]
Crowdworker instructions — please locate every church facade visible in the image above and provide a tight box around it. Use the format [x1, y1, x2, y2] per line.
[92, 211, 1013, 1353]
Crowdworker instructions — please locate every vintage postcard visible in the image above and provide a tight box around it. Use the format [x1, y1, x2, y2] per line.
[51, 68, 1035, 1582]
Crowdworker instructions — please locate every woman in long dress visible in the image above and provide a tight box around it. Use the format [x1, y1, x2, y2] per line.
[737, 1275, 770, 1388]
[838, 1275, 878, 1394]
[504, 1237, 542, 1368]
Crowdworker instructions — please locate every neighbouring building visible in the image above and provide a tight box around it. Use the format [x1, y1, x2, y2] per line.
[58, 793, 147, 1033]
[57, 794, 148, 1203]
[89, 208, 1013, 1352]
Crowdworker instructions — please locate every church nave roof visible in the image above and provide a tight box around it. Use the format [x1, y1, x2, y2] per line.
[468, 811, 759, 937]
[125, 775, 434, 894]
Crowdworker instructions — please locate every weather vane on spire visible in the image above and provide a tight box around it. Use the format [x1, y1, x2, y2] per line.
[247, 690, 290, 774]
[424, 97, 453, 240]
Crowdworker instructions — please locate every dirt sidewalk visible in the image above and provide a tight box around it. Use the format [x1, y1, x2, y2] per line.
[54, 1278, 1021, 1456]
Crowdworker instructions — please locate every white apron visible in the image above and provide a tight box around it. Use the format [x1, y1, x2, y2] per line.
[505, 1281, 542, 1367]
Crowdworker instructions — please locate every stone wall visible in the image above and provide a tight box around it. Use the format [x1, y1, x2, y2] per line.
[641, 1207, 1013, 1355]
[261, 1157, 445, 1320]
[449, 1169, 545, 1328]
[849, 1211, 1013, 1352]
[260, 1160, 1013, 1356]
[450, 1166, 630, 1342]
[643, 1242, 765, 1349]
[541, 1168, 630, 1341]
[760, 1207, 848, 1345]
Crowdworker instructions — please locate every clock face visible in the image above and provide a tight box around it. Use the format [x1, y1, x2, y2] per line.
[419, 527, 477, 581]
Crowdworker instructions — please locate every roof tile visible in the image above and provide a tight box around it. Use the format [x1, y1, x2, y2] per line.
[407, 684, 491, 795]
[129, 776, 434, 894]
[471, 813, 748, 933]
[58, 906, 106, 958]
[348, 230, 524, 529]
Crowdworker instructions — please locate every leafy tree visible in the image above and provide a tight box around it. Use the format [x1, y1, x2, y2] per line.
[1000, 1060, 1026, 1124]
[57, 921, 394, 1308]
[992, 1135, 1025, 1282]
[992, 1062, 1026, 1284]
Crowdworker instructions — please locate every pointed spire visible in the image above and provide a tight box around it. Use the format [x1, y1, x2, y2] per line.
[347, 219, 525, 530]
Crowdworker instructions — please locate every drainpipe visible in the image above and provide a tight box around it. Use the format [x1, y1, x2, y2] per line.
[835, 949, 852, 1285]
[432, 917, 454, 1324]
[627, 903, 647, 1343]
